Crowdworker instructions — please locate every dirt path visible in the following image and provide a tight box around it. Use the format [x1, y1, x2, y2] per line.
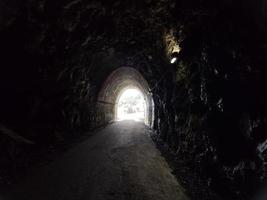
[4, 120, 188, 200]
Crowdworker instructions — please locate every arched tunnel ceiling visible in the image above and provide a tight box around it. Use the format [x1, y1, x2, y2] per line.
[0, 0, 267, 199]
[98, 67, 150, 104]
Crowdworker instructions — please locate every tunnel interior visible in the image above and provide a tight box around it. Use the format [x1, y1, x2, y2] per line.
[0, 0, 267, 199]
[97, 67, 154, 126]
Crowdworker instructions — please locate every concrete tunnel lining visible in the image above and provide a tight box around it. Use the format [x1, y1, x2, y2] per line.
[97, 67, 154, 126]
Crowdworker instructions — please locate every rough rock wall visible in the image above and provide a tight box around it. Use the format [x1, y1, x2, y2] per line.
[0, 0, 167, 182]
[152, 0, 267, 199]
[0, 0, 267, 199]
[0, 0, 165, 136]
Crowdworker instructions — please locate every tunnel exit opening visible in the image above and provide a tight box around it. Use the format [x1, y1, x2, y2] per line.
[115, 88, 146, 122]
[97, 67, 154, 127]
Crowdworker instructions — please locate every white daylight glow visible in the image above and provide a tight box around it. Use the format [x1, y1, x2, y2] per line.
[170, 57, 177, 64]
[116, 89, 146, 122]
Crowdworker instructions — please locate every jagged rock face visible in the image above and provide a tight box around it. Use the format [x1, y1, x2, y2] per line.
[153, 0, 267, 199]
[0, 0, 168, 134]
[0, 0, 170, 186]
[0, 0, 267, 199]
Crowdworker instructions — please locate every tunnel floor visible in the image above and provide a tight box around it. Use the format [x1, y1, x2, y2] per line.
[4, 121, 188, 200]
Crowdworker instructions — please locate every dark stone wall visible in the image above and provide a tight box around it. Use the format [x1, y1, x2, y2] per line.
[0, 0, 267, 199]
[0, 0, 167, 183]
[0, 0, 165, 135]
[94, 103, 114, 127]
[152, 0, 267, 199]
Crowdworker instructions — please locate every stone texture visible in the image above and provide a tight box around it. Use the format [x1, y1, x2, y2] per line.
[0, 0, 267, 199]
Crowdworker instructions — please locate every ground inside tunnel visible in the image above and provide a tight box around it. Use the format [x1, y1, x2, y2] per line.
[3, 121, 188, 200]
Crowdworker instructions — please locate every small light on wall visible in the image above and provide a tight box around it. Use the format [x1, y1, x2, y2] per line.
[170, 52, 179, 64]
[170, 57, 177, 64]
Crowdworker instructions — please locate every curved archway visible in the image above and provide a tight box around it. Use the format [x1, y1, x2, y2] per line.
[97, 67, 154, 126]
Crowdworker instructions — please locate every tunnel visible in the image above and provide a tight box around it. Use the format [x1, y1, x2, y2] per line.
[97, 67, 154, 126]
[0, 0, 267, 200]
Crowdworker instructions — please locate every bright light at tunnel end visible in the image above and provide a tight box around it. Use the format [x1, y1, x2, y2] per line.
[116, 88, 146, 122]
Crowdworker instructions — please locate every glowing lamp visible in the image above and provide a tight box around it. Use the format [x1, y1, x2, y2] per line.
[170, 52, 179, 64]
[171, 57, 177, 64]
